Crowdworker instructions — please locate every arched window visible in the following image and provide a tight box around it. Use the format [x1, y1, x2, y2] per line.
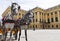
[52, 25, 54, 28]
[19, 13, 21, 15]
[56, 25, 58, 29]
[35, 12, 37, 15]
[36, 25, 37, 28]
[55, 17, 58, 22]
[48, 25, 50, 28]
[36, 19, 37, 22]
[55, 11, 57, 14]
[47, 13, 49, 16]
[51, 18, 54, 22]
[48, 18, 50, 23]
[51, 12, 53, 15]
[40, 19, 41, 22]
[33, 25, 34, 28]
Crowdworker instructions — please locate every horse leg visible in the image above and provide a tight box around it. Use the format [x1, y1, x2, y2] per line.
[25, 29, 28, 41]
[15, 32, 17, 40]
[10, 30, 12, 39]
[4, 31, 7, 41]
[18, 29, 21, 41]
[3, 27, 7, 41]
[15, 28, 18, 40]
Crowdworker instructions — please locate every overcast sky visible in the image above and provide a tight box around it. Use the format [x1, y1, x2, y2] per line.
[0, 0, 60, 19]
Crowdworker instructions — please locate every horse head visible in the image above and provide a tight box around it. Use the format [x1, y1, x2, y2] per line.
[11, 3, 20, 15]
[20, 11, 34, 25]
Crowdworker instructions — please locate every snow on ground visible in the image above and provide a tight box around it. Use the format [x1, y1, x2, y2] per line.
[20, 29, 60, 41]
[6, 29, 60, 41]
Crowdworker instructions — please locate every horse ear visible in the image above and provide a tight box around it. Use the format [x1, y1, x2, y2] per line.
[11, 4, 13, 11]
[18, 6, 20, 10]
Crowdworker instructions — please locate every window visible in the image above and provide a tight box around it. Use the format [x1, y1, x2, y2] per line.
[56, 25, 58, 28]
[48, 25, 50, 28]
[39, 12, 41, 15]
[48, 18, 50, 23]
[35, 12, 37, 15]
[36, 19, 37, 22]
[51, 12, 53, 15]
[19, 13, 21, 15]
[42, 13, 43, 15]
[33, 25, 34, 28]
[55, 11, 57, 14]
[40, 19, 41, 22]
[55, 17, 58, 22]
[52, 25, 54, 28]
[47, 13, 49, 16]
[36, 25, 37, 28]
[51, 18, 54, 22]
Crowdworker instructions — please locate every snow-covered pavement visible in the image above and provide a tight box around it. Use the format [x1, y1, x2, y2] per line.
[17, 29, 60, 41]
[6, 29, 60, 41]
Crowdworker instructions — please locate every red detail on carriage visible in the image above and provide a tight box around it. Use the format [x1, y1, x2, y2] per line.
[4, 22, 15, 24]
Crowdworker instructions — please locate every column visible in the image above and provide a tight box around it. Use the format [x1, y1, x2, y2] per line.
[46, 13, 47, 22]
[41, 12, 42, 22]
[53, 12, 55, 22]
[57, 11, 59, 22]
[37, 12, 40, 22]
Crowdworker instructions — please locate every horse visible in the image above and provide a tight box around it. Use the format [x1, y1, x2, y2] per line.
[2, 3, 34, 41]
[2, 3, 20, 41]
[10, 3, 33, 41]
[17, 10, 33, 41]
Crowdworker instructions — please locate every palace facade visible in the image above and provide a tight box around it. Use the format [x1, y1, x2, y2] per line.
[2, 5, 60, 29]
